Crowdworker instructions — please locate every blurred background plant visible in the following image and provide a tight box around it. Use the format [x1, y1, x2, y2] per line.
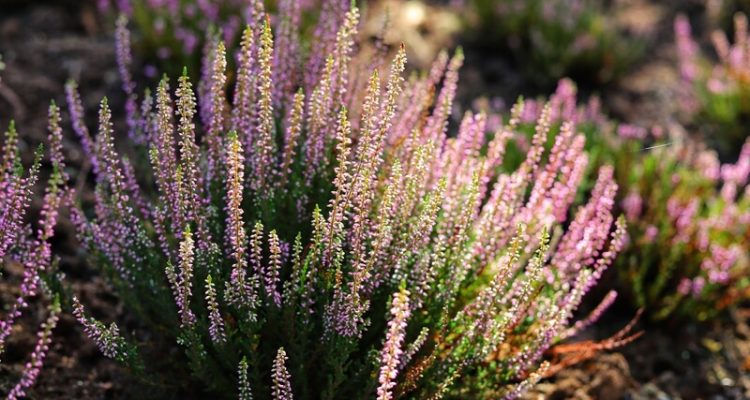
[675, 11, 750, 160]
[97, 0, 317, 80]
[97, 0, 463, 81]
[491, 79, 750, 323]
[613, 136, 750, 321]
[457, 0, 646, 90]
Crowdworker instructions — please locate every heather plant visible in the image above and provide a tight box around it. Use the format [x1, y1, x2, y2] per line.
[463, 0, 643, 88]
[510, 80, 750, 321]
[0, 103, 69, 398]
[615, 137, 750, 320]
[67, 4, 629, 399]
[675, 12, 750, 158]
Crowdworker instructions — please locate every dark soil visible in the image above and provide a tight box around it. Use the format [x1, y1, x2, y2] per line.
[1, 0, 749, 399]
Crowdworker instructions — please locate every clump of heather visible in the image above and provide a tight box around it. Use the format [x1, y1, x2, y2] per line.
[69, 4, 627, 398]
[1, 103, 69, 398]
[675, 12, 750, 158]
[462, 0, 643, 87]
[611, 135, 750, 320]
[516, 80, 750, 321]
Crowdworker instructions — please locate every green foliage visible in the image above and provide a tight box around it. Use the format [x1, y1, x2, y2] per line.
[464, 0, 644, 88]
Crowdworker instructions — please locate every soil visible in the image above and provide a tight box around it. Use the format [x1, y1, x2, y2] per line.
[1, 0, 749, 399]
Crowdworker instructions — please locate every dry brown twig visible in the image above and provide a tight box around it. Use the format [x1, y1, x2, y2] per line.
[543, 309, 644, 378]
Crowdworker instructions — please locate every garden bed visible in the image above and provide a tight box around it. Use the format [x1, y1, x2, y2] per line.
[1, 0, 749, 398]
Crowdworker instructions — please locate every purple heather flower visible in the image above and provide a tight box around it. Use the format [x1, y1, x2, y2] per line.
[205, 274, 226, 343]
[622, 191, 643, 220]
[251, 20, 277, 193]
[6, 299, 61, 400]
[115, 15, 141, 143]
[72, 297, 123, 359]
[272, 0, 301, 110]
[376, 288, 410, 400]
[266, 230, 283, 307]
[238, 356, 252, 400]
[175, 228, 196, 327]
[272, 348, 293, 400]
[204, 40, 228, 184]
[65, 81, 98, 175]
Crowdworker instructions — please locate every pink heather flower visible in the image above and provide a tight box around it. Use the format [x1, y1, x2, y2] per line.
[553, 166, 618, 277]
[696, 150, 721, 182]
[152, 18, 166, 35]
[692, 276, 706, 298]
[204, 40, 228, 183]
[223, 15, 241, 44]
[224, 134, 259, 314]
[277, 90, 304, 187]
[1, 111, 67, 354]
[272, 0, 301, 109]
[251, 21, 277, 193]
[622, 191, 643, 220]
[305, 0, 349, 93]
[7, 300, 61, 400]
[197, 0, 219, 21]
[425, 50, 463, 144]
[175, 28, 199, 54]
[721, 138, 750, 186]
[702, 245, 740, 284]
[272, 348, 293, 400]
[115, 15, 140, 144]
[152, 78, 180, 225]
[651, 125, 665, 139]
[205, 274, 226, 343]
[322, 108, 353, 267]
[72, 297, 123, 359]
[376, 288, 410, 400]
[677, 278, 692, 295]
[225, 132, 247, 266]
[675, 14, 698, 82]
[65, 81, 98, 174]
[667, 197, 699, 244]
[0, 181, 27, 258]
[157, 47, 171, 60]
[302, 55, 334, 185]
[583, 215, 628, 295]
[176, 228, 196, 327]
[645, 225, 659, 241]
[97, 0, 110, 12]
[238, 356, 252, 400]
[707, 76, 729, 94]
[266, 230, 283, 307]
[231, 26, 257, 166]
[115, 0, 132, 14]
[617, 124, 647, 140]
[90, 97, 150, 280]
[175, 72, 213, 252]
[551, 78, 578, 121]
